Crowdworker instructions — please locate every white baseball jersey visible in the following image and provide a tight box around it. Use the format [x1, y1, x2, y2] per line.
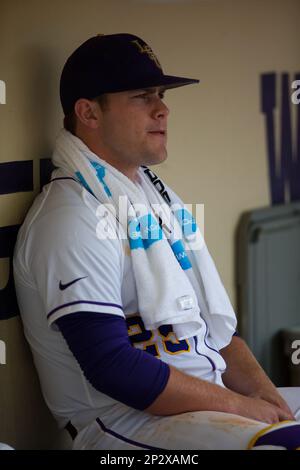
[13, 167, 228, 433]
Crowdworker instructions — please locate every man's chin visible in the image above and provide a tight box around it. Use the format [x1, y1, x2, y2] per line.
[144, 152, 168, 166]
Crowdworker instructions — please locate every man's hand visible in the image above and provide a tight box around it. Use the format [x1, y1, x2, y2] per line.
[248, 388, 295, 421]
[220, 335, 295, 421]
[237, 394, 294, 424]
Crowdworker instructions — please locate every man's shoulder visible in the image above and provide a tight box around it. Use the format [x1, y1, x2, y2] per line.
[16, 173, 122, 257]
[14, 174, 124, 279]
[42, 173, 100, 217]
[22, 174, 99, 235]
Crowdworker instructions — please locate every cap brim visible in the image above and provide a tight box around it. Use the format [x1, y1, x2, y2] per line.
[61, 74, 200, 114]
[154, 75, 200, 91]
[103, 75, 200, 95]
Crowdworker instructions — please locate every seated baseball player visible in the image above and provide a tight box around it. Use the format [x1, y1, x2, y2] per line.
[13, 33, 300, 450]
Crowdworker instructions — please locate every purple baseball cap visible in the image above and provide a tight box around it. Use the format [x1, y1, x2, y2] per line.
[60, 33, 199, 115]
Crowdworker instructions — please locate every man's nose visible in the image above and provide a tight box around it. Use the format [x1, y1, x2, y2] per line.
[153, 99, 170, 119]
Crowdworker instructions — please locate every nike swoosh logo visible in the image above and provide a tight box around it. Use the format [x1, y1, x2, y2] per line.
[59, 276, 88, 291]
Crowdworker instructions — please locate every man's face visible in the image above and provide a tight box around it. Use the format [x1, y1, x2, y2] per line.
[96, 87, 169, 170]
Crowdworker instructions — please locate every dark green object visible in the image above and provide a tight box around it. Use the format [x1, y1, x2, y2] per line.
[236, 202, 300, 386]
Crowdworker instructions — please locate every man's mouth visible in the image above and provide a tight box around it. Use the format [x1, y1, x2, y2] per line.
[148, 130, 167, 136]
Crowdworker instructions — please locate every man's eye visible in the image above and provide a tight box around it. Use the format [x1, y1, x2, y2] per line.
[135, 94, 165, 100]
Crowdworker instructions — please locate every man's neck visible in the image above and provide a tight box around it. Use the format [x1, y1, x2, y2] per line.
[75, 131, 140, 183]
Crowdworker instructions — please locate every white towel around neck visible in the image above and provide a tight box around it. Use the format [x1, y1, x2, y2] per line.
[52, 129, 237, 348]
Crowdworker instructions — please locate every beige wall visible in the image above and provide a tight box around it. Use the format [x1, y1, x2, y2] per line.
[1, 0, 300, 303]
[0, 0, 299, 448]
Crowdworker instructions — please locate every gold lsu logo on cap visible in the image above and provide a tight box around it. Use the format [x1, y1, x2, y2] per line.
[131, 40, 162, 70]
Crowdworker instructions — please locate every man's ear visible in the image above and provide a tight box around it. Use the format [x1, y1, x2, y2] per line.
[74, 98, 101, 129]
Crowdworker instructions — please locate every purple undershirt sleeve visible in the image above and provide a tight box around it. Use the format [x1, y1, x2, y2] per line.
[55, 311, 170, 411]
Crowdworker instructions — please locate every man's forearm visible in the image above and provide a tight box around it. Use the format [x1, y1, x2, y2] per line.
[145, 359, 294, 423]
[220, 336, 276, 397]
[145, 364, 246, 416]
[219, 336, 294, 419]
